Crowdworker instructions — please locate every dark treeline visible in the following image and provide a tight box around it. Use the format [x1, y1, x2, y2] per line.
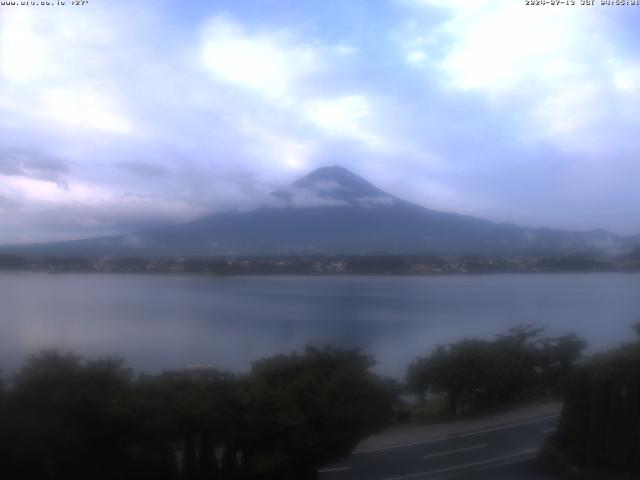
[541, 325, 640, 475]
[407, 325, 587, 415]
[0, 326, 590, 479]
[3, 253, 640, 275]
[0, 347, 395, 480]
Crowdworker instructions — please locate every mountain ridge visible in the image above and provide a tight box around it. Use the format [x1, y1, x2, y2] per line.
[1, 166, 636, 257]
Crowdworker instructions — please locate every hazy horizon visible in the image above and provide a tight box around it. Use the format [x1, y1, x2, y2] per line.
[2, 163, 639, 248]
[1, 0, 640, 245]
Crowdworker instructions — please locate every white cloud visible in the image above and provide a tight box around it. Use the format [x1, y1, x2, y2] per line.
[196, 17, 394, 156]
[0, 11, 49, 84]
[200, 16, 321, 102]
[41, 88, 135, 135]
[448, 13, 562, 90]
[239, 120, 317, 172]
[303, 95, 388, 150]
[611, 63, 640, 92]
[333, 44, 358, 56]
[404, 0, 640, 154]
[405, 50, 427, 67]
[0, 174, 203, 243]
[0, 7, 138, 135]
[406, 0, 592, 91]
[402, 177, 495, 218]
[531, 82, 602, 139]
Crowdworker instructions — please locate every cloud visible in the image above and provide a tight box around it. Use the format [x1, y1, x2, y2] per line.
[302, 95, 386, 148]
[197, 16, 391, 154]
[0, 1, 639, 244]
[40, 87, 135, 135]
[270, 186, 349, 208]
[199, 16, 322, 102]
[0, 174, 205, 243]
[0, 7, 138, 136]
[0, 148, 69, 188]
[412, 0, 579, 92]
[234, 118, 317, 172]
[117, 161, 169, 178]
[404, 0, 640, 154]
[405, 50, 428, 67]
[0, 193, 18, 211]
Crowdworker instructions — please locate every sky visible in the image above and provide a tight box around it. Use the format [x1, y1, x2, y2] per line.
[1, 0, 639, 244]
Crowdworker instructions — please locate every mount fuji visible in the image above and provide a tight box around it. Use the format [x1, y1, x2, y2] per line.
[1, 166, 634, 257]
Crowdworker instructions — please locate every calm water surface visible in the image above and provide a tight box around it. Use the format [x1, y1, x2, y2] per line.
[1, 272, 639, 377]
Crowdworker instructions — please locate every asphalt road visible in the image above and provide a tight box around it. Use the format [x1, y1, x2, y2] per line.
[319, 414, 563, 480]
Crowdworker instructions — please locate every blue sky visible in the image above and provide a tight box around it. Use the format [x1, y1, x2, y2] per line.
[1, 0, 639, 244]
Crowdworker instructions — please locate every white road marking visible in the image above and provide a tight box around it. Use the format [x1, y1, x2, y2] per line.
[354, 414, 560, 455]
[423, 443, 488, 459]
[318, 466, 352, 474]
[476, 449, 540, 471]
[377, 448, 539, 480]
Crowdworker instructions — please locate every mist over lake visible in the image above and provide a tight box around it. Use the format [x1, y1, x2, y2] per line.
[1, 272, 637, 377]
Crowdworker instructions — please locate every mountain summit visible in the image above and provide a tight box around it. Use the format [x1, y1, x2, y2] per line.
[294, 165, 377, 190]
[1, 166, 635, 257]
[272, 166, 394, 207]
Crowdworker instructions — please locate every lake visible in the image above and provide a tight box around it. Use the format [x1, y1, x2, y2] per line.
[1, 272, 639, 377]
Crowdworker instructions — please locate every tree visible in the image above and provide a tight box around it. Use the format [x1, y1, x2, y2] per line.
[0, 370, 8, 475]
[493, 324, 545, 400]
[408, 326, 586, 415]
[408, 339, 504, 414]
[242, 346, 395, 479]
[6, 351, 135, 480]
[539, 334, 588, 393]
[1, 347, 396, 480]
[132, 368, 239, 480]
[541, 325, 640, 473]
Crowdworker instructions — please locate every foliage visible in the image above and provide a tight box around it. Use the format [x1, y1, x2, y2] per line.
[407, 325, 586, 415]
[541, 326, 640, 473]
[5, 352, 135, 480]
[0, 347, 395, 480]
[242, 346, 394, 477]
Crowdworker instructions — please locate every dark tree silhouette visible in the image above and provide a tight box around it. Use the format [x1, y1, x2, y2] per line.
[0, 347, 395, 480]
[541, 325, 640, 474]
[241, 346, 395, 479]
[407, 325, 587, 415]
[5, 352, 134, 479]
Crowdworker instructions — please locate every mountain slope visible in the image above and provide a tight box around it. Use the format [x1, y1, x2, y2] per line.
[1, 166, 634, 257]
